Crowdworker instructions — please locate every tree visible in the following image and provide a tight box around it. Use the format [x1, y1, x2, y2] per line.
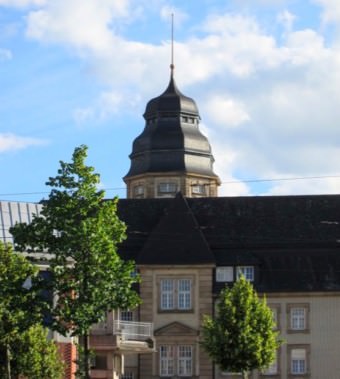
[0, 241, 45, 379]
[12, 324, 64, 379]
[11, 145, 140, 379]
[201, 276, 282, 379]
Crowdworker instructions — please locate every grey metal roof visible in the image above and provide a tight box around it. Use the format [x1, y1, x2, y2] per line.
[0, 201, 41, 244]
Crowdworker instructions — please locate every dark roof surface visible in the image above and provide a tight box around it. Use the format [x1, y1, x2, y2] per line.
[117, 194, 340, 293]
[124, 74, 218, 179]
[138, 193, 215, 265]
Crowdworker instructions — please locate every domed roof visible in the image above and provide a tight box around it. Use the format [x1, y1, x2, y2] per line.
[144, 74, 199, 119]
[124, 72, 219, 180]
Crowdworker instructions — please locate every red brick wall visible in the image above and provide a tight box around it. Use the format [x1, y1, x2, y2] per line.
[57, 342, 77, 379]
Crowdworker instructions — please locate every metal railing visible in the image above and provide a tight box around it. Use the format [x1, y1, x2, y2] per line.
[113, 320, 153, 340]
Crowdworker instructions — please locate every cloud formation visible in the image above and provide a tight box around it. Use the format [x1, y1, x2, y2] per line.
[2, 0, 340, 196]
[0, 133, 46, 153]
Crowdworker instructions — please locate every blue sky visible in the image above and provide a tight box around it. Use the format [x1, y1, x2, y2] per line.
[1, 0, 340, 202]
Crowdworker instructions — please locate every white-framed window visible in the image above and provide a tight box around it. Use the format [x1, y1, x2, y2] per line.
[291, 349, 306, 374]
[287, 304, 309, 332]
[160, 345, 193, 377]
[236, 266, 254, 281]
[262, 351, 278, 375]
[178, 345, 193, 376]
[178, 279, 191, 310]
[216, 266, 234, 282]
[120, 373, 133, 379]
[158, 182, 178, 194]
[160, 345, 175, 376]
[161, 279, 175, 310]
[291, 307, 306, 330]
[192, 184, 206, 195]
[268, 304, 281, 330]
[133, 185, 144, 198]
[120, 310, 133, 321]
[160, 278, 192, 311]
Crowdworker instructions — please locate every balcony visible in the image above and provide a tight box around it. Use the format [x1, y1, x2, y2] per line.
[90, 320, 155, 353]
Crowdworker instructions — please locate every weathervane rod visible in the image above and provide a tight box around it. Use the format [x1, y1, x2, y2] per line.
[170, 13, 175, 74]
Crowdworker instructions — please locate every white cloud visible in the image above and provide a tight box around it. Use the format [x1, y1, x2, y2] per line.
[160, 5, 188, 26]
[203, 95, 250, 128]
[26, 0, 132, 52]
[14, 3, 340, 195]
[313, 0, 340, 24]
[277, 10, 296, 33]
[0, 0, 46, 7]
[73, 89, 140, 125]
[0, 48, 12, 61]
[0, 133, 46, 152]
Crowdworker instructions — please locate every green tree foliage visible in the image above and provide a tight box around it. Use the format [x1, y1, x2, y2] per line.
[201, 276, 282, 379]
[0, 241, 45, 379]
[13, 324, 64, 379]
[10, 145, 140, 378]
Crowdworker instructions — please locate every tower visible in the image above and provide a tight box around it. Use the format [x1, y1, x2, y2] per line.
[124, 66, 221, 199]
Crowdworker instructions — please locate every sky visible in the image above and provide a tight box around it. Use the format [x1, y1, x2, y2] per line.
[1, 0, 340, 202]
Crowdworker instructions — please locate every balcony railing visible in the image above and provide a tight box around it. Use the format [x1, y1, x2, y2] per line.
[113, 320, 153, 341]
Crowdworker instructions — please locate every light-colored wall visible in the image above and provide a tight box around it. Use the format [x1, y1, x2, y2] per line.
[215, 293, 340, 379]
[138, 265, 214, 379]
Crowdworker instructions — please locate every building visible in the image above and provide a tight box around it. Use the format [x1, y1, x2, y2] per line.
[2, 66, 340, 378]
[0, 201, 155, 379]
[117, 67, 340, 378]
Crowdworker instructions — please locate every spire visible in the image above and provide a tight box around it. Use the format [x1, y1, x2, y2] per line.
[170, 13, 175, 77]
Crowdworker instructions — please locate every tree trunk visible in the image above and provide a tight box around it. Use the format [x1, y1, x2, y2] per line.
[5, 342, 11, 379]
[242, 370, 248, 379]
[83, 332, 90, 379]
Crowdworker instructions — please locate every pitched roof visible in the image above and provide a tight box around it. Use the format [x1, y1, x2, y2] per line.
[117, 194, 340, 292]
[137, 193, 214, 265]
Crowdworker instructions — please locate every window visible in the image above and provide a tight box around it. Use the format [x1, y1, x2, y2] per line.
[287, 304, 309, 332]
[268, 304, 281, 330]
[262, 351, 279, 375]
[291, 308, 305, 330]
[178, 346, 193, 376]
[160, 345, 192, 377]
[192, 184, 206, 195]
[161, 279, 175, 310]
[216, 266, 234, 282]
[236, 266, 254, 281]
[291, 349, 307, 375]
[120, 373, 133, 379]
[133, 185, 144, 198]
[178, 279, 191, 310]
[120, 310, 133, 321]
[159, 278, 192, 311]
[160, 345, 174, 376]
[158, 182, 177, 194]
[90, 354, 107, 369]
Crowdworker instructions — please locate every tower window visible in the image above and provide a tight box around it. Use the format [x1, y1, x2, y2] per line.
[192, 184, 206, 195]
[133, 185, 144, 198]
[158, 182, 177, 194]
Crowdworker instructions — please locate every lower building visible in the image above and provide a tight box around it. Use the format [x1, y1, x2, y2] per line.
[116, 193, 340, 379]
[2, 193, 340, 378]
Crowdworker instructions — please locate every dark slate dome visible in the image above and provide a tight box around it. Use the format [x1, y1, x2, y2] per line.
[144, 74, 199, 118]
[124, 72, 218, 179]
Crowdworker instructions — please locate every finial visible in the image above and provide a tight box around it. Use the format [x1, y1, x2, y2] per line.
[170, 13, 175, 75]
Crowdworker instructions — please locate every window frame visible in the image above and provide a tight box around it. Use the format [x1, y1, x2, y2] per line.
[287, 304, 310, 333]
[236, 266, 255, 281]
[216, 266, 234, 282]
[287, 345, 310, 376]
[159, 344, 193, 377]
[158, 276, 194, 313]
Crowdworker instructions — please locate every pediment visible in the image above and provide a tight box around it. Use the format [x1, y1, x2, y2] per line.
[154, 322, 198, 337]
